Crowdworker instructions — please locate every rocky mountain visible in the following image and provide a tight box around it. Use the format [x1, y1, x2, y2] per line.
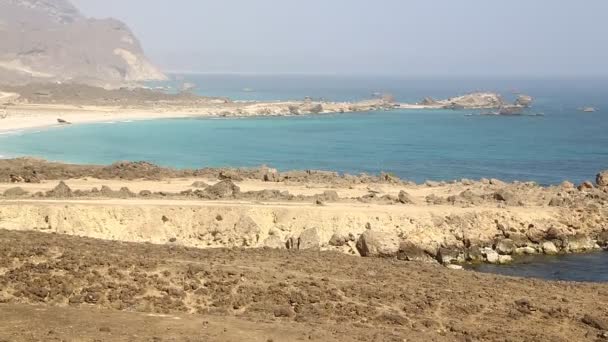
[0, 0, 166, 86]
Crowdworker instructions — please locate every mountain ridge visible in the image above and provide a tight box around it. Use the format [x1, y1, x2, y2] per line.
[0, 0, 167, 87]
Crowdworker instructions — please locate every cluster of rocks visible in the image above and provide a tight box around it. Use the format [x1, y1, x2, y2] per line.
[0, 158, 412, 185]
[277, 223, 608, 267]
[0, 180, 346, 205]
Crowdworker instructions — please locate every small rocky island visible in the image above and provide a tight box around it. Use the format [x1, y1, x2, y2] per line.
[411, 92, 534, 115]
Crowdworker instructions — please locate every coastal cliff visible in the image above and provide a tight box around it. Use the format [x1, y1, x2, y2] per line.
[1, 159, 606, 266]
[0, 0, 166, 87]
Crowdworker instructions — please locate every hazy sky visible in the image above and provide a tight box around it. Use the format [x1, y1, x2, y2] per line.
[72, 0, 608, 77]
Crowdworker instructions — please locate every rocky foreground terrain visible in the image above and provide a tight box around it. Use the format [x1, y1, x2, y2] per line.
[1, 158, 607, 267]
[1, 159, 608, 341]
[1, 229, 608, 342]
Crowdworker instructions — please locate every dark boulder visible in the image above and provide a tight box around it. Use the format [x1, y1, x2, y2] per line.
[46, 181, 72, 198]
[204, 180, 240, 199]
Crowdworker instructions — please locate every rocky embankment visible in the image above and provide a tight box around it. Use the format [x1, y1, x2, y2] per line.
[416, 93, 534, 113]
[1, 159, 607, 267]
[2, 229, 608, 341]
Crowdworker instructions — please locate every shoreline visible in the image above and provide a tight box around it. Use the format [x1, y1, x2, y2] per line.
[0, 158, 606, 267]
[0, 102, 393, 134]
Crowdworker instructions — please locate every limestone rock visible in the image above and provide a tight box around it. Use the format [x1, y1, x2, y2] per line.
[582, 314, 608, 331]
[482, 248, 500, 264]
[466, 248, 485, 263]
[298, 228, 321, 250]
[436, 248, 463, 264]
[263, 235, 285, 249]
[3, 187, 28, 197]
[356, 230, 400, 257]
[565, 234, 594, 253]
[561, 181, 575, 189]
[495, 239, 516, 255]
[597, 171, 608, 187]
[542, 241, 559, 255]
[46, 181, 72, 198]
[398, 190, 415, 204]
[597, 231, 608, 249]
[397, 242, 434, 263]
[329, 233, 348, 247]
[446, 265, 463, 270]
[204, 180, 240, 199]
[548, 196, 572, 207]
[514, 247, 537, 255]
[515, 95, 534, 108]
[191, 181, 209, 189]
[578, 181, 594, 191]
[498, 255, 513, 264]
[218, 170, 244, 181]
[233, 216, 261, 247]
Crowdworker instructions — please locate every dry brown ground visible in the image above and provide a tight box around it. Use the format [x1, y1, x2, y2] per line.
[1, 230, 608, 342]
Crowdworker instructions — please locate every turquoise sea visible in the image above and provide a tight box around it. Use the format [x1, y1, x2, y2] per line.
[1, 75, 608, 281]
[1, 76, 607, 185]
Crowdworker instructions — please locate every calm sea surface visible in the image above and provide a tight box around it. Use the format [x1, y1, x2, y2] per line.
[1, 75, 607, 280]
[1, 76, 606, 184]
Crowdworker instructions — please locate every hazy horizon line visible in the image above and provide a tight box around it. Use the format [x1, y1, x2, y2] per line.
[162, 70, 608, 80]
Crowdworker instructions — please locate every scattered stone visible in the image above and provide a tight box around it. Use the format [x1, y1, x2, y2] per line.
[582, 314, 608, 331]
[218, 170, 244, 181]
[298, 228, 320, 250]
[118, 187, 136, 198]
[465, 248, 484, 263]
[3, 187, 28, 197]
[139, 190, 152, 197]
[495, 239, 516, 255]
[203, 180, 240, 199]
[436, 248, 461, 265]
[515, 95, 534, 107]
[191, 181, 209, 188]
[578, 181, 594, 191]
[514, 247, 537, 255]
[9, 174, 24, 183]
[329, 233, 348, 247]
[597, 171, 608, 187]
[561, 181, 575, 189]
[100, 185, 115, 197]
[356, 230, 400, 257]
[446, 264, 463, 270]
[526, 228, 546, 244]
[489, 178, 506, 186]
[425, 194, 445, 205]
[565, 234, 594, 253]
[482, 248, 500, 264]
[273, 306, 294, 318]
[317, 190, 339, 202]
[398, 190, 414, 204]
[498, 255, 513, 264]
[397, 242, 434, 263]
[263, 235, 285, 249]
[597, 231, 608, 249]
[45, 181, 73, 197]
[542, 241, 559, 255]
[548, 196, 572, 207]
[234, 216, 261, 247]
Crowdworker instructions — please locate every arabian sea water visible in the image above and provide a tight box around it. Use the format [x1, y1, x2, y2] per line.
[1, 76, 607, 185]
[1, 75, 607, 281]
